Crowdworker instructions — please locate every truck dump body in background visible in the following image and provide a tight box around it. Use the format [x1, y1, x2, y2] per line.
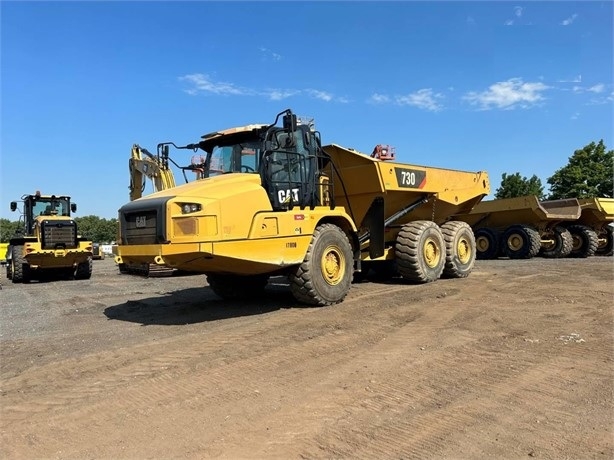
[453, 195, 582, 259]
[115, 109, 489, 305]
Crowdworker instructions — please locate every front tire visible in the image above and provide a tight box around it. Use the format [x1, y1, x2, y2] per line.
[441, 221, 476, 278]
[289, 224, 353, 306]
[11, 245, 30, 283]
[395, 221, 445, 283]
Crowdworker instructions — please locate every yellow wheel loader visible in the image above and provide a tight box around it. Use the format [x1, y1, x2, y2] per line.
[6, 192, 93, 283]
[115, 109, 489, 305]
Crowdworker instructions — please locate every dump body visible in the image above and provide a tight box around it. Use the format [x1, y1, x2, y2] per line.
[323, 144, 490, 228]
[576, 198, 614, 228]
[454, 196, 581, 230]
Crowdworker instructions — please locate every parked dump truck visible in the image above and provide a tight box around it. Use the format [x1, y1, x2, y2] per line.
[453, 195, 582, 259]
[115, 109, 489, 305]
[567, 197, 614, 257]
[5, 192, 93, 283]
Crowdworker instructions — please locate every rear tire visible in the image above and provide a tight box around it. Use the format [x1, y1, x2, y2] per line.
[474, 227, 499, 260]
[568, 225, 598, 258]
[289, 223, 353, 306]
[540, 226, 573, 258]
[207, 274, 269, 300]
[441, 221, 476, 278]
[75, 257, 93, 280]
[395, 221, 445, 283]
[502, 225, 540, 259]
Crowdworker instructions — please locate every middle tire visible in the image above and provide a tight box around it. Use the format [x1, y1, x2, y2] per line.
[502, 224, 541, 259]
[395, 220, 445, 283]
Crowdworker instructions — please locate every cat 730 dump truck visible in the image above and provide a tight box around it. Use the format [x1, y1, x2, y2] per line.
[115, 109, 489, 305]
[6, 192, 93, 283]
[453, 195, 582, 260]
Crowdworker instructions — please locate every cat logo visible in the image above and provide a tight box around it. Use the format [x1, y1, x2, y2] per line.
[135, 216, 147, 228]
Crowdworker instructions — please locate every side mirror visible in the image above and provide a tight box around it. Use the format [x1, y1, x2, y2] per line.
[10, 201, 17, 212]
[71, 203, 77, 213]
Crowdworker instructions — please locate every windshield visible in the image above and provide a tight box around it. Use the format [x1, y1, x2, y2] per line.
[208, 142, 261, 176]
[33, 197, 70, 217]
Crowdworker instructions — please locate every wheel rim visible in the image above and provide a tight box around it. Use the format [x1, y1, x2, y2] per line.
[320, 245, 345, 286]
[476, 235, 490, 252]
[457, 237, 472, 264]
[572, 235, 582, 250]
[507, 233, 524, 251]
[423, 237, 441, 268]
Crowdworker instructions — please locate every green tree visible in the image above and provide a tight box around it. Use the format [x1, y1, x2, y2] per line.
[74, 216, 118, 243]
[495, 172, 545, 200]
[0, 218, 22, 242]
[547, 140, 614, 199]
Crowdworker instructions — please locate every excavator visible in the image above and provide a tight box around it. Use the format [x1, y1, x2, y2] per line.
[117, 144, 205, 276]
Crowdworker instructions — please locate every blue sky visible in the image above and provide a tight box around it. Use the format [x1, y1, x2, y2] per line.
[1, 1, 612, 220]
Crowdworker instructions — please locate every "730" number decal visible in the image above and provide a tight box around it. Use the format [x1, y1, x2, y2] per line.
[394, 168, 426, 189]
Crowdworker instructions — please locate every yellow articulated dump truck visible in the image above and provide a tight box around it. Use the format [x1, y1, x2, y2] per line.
[115, 109, 489, 305]
[569, 198, 614, 257]
[6, 192, 93, 283]
[453, 195, 582, 259]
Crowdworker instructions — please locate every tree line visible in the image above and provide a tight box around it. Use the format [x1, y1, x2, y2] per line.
[495, 140, 613, 200]
[1, 140, 612, 243]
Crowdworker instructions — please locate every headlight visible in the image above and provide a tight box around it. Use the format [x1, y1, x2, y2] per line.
[180, 203, 202, 214]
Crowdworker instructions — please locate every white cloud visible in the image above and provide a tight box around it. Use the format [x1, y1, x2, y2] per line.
[179, 74, 344, 102]
[396, 89, 444, 112]
[179, 74, 252, 96]
[588, 84, 605, 93]
[259, 47, 282, 61]
[504, 19, 514, 26]
[368, 93, 391, 104]
[306, 89, 333, 102]
[570, 112, 580, 120]
[558, 75, 582, 83]
[265, 89, 300, 101]
[463, 78, 550, 110]
[573, 83, 606, 94]
[560, 14, 578, 26]
[514, 6, 523, 18]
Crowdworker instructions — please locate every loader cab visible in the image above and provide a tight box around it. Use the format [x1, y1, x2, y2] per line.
[14, 193, 75, 235]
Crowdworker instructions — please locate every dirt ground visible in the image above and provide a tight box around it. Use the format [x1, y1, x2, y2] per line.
[0, 256, 612, 459]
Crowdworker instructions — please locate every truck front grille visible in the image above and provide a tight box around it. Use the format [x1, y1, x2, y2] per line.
[119, 197, 169, 245]
[41, 220, 78, 249]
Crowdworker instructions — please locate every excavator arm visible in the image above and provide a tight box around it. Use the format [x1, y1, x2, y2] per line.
[128, 144, 176, 201]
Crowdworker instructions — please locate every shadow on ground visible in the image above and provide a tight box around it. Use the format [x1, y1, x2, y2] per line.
[104, 279, 305, 326]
